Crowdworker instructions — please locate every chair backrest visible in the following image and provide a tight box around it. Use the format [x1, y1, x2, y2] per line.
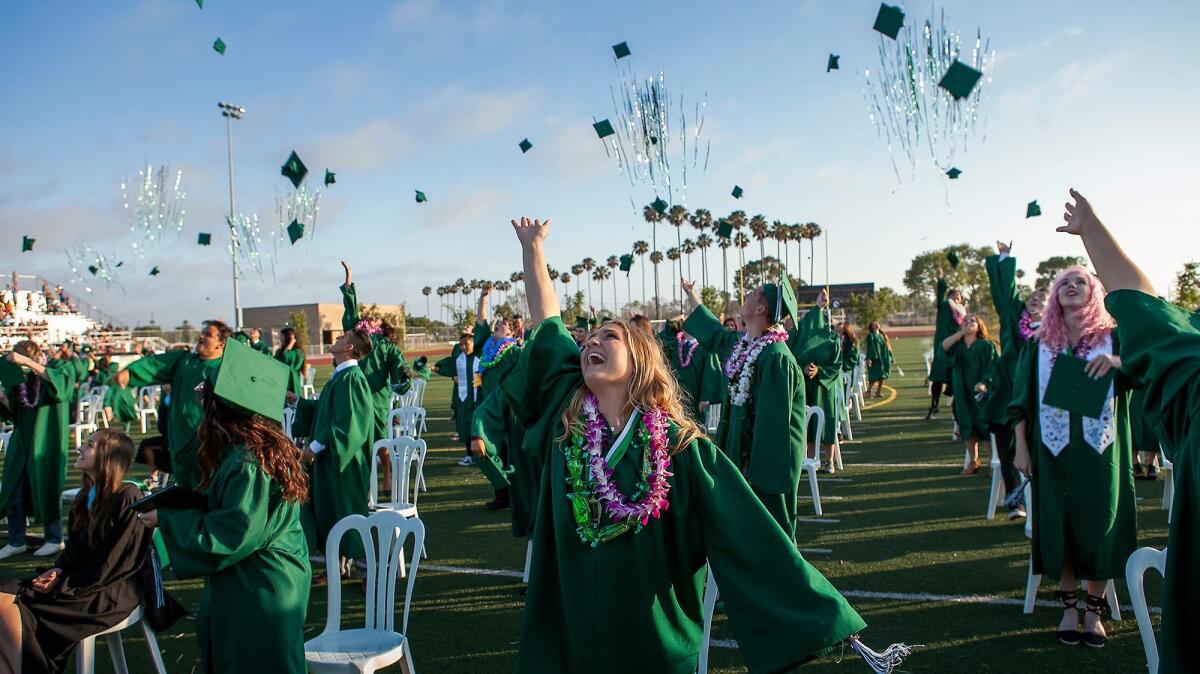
[411, 378, 427, 406]
[923, 349, 934, 375]
[136, 385, 159, 412]
[388, 406, 425, 440]
[703, 403, 722, 434]
[1125, 546, 1167, 674]
[322, 511, 425, 636]
[90, 386, 110, 405]
[281, 406, 295, 440]
[1024, 481, 1033, 539]
[374, 437, 423, 509]
[805, 406, 824, 448]
[303, 368, 316, 386]
[78, 394, 101, 425]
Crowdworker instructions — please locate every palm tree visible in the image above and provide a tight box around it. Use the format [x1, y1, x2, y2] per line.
[681, 238, 696, 282]
[632, 240, 649, 309]
[594, 267, 611, 313]
[716, 230, 732, 299]
[749, 214, 769, 265]
[689, 208, 713, 285]
[436, 287, 446, 324]
[733, 231, 750, 302]
[666, 247, 681, 310]
[806, 223, 822, 288]
[582, 257, 596, 308]
[560, 272, 572, 305]
[771, 221, 788, 281]
[421, 286, 432, 319]
[606, 255, 620, 313]
[510, 271, 525, 313]
[649, 250, 664, 313]
[643, 204, 666, 318]
[786, 224, 802, 283]
[570, 264, 584, 298]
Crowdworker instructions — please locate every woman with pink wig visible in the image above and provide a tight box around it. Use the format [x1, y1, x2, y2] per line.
[1008, 259, 1136, 649]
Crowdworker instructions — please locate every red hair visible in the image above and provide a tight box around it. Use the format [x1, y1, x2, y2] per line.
[1035, 266, 1115, 353]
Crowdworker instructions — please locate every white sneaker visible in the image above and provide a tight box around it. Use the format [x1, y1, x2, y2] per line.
[457, 456, 474, 467]
[0, 544, 28, 560]
[32, 542, 64, 557]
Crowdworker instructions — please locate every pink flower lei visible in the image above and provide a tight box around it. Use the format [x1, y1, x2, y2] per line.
[1018, 309, 1038, 342]
[677, 334, 699, 368]
[354, 319, 382, 336]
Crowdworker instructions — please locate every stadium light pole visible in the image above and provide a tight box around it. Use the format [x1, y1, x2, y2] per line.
[218, 101, 246, 329]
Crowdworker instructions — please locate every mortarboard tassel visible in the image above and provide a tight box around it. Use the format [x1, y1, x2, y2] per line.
[849, 637, 918, 674]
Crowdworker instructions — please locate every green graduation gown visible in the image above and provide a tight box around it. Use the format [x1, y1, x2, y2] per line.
[296, 363, 374, 559]
[945, 338, 998, 440]
[790, 307, 842, 446]
[1103, 290, 1200, 673]
[158, 446, 310, 674]
[275, 347, 305, 396]
[341, 283, 410, 443]
[503, 317, 865, 674]
[103, 383, 139, 426]
[125, 351, 222, 489]
[838, 338, 860, 424]
[434, 348, 480, 445]
[684, 306, 808, 540]
[659, 330, 724, 425]
[471, 371, 542, 539]
[0, 360, 73, 526]
[864, 331, 892, 382]
[250, 340, 272, 356]
[983, 254, 1033, 427]
[1007, 336, 1136, 581]
[929, 277, 958, 384]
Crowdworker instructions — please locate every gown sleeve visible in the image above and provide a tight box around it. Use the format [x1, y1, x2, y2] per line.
[470, 387, 514, 489]
[500, 317, 582, 453]
[1006, 340, 1038, 432]
[41, 359, 72, 403]
[329, 374, 374, 472]
[158, 454, 275, 579]
[124, 351, 186, 389]
[689, 439, 866, 671]
[683, 305, 740, 361]
[986, 254, 1024, 355]
[340, 282, 360, 332]
[699, 351, 725, 404]
[473, 320, 493, 353]
[746, 351, 801, 495]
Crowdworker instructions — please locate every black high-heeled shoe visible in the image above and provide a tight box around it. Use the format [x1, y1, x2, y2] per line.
[1054, 590, 1081, 646]
[1082, 594, 1108, 648]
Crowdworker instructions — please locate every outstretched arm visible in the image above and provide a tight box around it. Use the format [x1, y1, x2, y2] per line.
[477, 282, 492, 327]
[1059, 189, 1154, 295]
[512, 218, 558, 323]
[340, 260, 360, 331]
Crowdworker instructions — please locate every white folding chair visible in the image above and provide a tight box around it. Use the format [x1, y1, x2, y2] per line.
[71, 398, 99, 448]
[302, 368, 317, 400]
[93, 392, 109, 429]
[1125, 546, 1167, 674]
[388, 407, 426, 441]
[371, 438, 427, 560]
[703, 403, 722, 435]
[0, 423, 12, 454]
[838, 374, 854, 442]
[985, 433, 1005, 520]
[410, 378, 427, 407]
[282, 406, 296, 442]
[521, 538, 533, 584]
[136, 385, 160, 433]
[1022, 480, 1121, 619]
[1160, 450, 1174, 523]
[802, 407, 824, 514]
[74, 605, 167, 674]
[698, 566, 719, 674]
[304, 511, 424, 674]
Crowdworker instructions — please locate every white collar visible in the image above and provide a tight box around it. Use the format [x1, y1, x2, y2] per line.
[604, 407, 641, 463]
[334, 359, 358, 375]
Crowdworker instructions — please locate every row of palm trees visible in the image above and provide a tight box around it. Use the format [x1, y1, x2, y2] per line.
[419, 203, 823, 323]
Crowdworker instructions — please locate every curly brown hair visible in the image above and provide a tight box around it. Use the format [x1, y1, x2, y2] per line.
[196, 385, 308, 503]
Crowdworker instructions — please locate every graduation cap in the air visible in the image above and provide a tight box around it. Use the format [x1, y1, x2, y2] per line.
[149, 266, 160, 276]
[938, 60, 983, 100]
[87, 265, 98, 276]
[575, 317, 591, 331]
[716, 221, 733, 238]
[415, 190, 427, 203]
[946, 250, 960, 268]
[827, 54, 840, 72]
[731, 185, 744, 199]
[652, 197, 668, 215]
[212, 37, 226, 54]
[762, 279, 798, 324]
[195, 0, 203, 7]
[946, 167, 962, 179]
[233, 331, 251, 344]
[619, 254, 634, 273]
[1026, 200, 1041, 218]
[519, 138, 533, 153]
[413, 355, 429, 370]
[286, 219, 305, 245]
[324, 170, 336, 186]
[612, 41, 631, 59]
[593, 119, 615, 139]
[209, 338, 289, 422]
[873, 3, 904, 39]
[197, 232, 212, 246]
[21, 236, 34, 252]
[280, 151, 308, 189]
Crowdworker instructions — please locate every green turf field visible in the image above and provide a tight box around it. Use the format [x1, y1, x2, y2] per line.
[0, 337, 1168, 672]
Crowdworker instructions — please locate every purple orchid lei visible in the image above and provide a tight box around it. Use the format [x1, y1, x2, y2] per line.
[480, 336, 518, 369]
[17, 375, 42, 409]
[1018, 309, 1039, 342]
[677, 334, 699, 368]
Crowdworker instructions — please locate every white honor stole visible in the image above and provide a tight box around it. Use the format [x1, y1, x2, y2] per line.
[1037, 334, 1116, 456]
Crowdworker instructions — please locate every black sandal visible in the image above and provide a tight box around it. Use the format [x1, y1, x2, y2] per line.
[1082, 594, 1108, 648]
[1055, 590, 1081, 646]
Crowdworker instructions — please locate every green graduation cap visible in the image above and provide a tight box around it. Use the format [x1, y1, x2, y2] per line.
[286, 219, 304, 245]
[827, 54, 839, 72]
[575, 317, 591, 331]
[619, 254, 634, 272]
[716, 221, 733, 238]
[651, 197, 668, 215]
[87, 265, 98, 275]
[946, 250, 960, 268]
[593, 119, 615, 139]
[731, 185, 744, 199]
[946, 167, 962, 179]
[612, 41, 631, 59]
[413, 355, 429, 370]
[213, 37, 226, 55]
[1027, 200, 1041, 218]
[519, 138, 533, 153]
[762, 280, 798, 324]
[324, 169, 336, 186]
[415, 190, 427, 203]
[197, 232, 212, 246]
[280, 151, 308, 189]
[195, 0, 203, 8]
[872, 3, 904, 39]
[233, 330, 250, 344]
[149, 266, 160, 276]
[21, 236, 34, 252]
[938, 60, 983, 100]
[210, 338, 289, 423]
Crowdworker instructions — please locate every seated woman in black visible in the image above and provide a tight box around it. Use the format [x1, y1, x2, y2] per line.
[0, 429, 150, 674]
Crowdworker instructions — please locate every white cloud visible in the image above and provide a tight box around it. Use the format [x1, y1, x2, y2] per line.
[421, 187, 510, 228]
[389, 0, 439, 28]
[313, 119, 415, 172]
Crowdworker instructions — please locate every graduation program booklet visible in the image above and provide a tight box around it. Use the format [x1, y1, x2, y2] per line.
[1042, 353, 1114, 419]
[129, 485, 207, 513]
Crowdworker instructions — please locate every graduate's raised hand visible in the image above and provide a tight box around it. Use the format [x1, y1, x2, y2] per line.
[936, 267, 944, 280]
[1058, 188, 1097, 237]
[816, 289, 829, 309]
[341, 260, 352, 287]
[511, 217, 552, 247]
[681, 277, 701, 309]
[481, 282, 493, 297]
[996, 241, 1011, 256]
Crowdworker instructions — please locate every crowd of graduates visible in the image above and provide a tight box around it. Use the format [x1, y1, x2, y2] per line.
[0, 189, 1192, 673]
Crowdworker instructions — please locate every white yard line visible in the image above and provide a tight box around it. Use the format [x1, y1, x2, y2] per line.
[798, 518, 841, 524]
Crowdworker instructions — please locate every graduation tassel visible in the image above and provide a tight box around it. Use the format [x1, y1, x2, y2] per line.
[849, 636, 918, 673]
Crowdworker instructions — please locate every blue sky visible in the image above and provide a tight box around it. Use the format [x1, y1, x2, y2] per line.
[4, 0, 1199, 327]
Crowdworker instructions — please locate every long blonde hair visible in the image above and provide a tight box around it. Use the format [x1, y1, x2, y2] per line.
[557, 319, 703, 455]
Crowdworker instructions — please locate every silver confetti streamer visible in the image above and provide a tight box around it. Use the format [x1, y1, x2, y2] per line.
[121, 163, 187, 257]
